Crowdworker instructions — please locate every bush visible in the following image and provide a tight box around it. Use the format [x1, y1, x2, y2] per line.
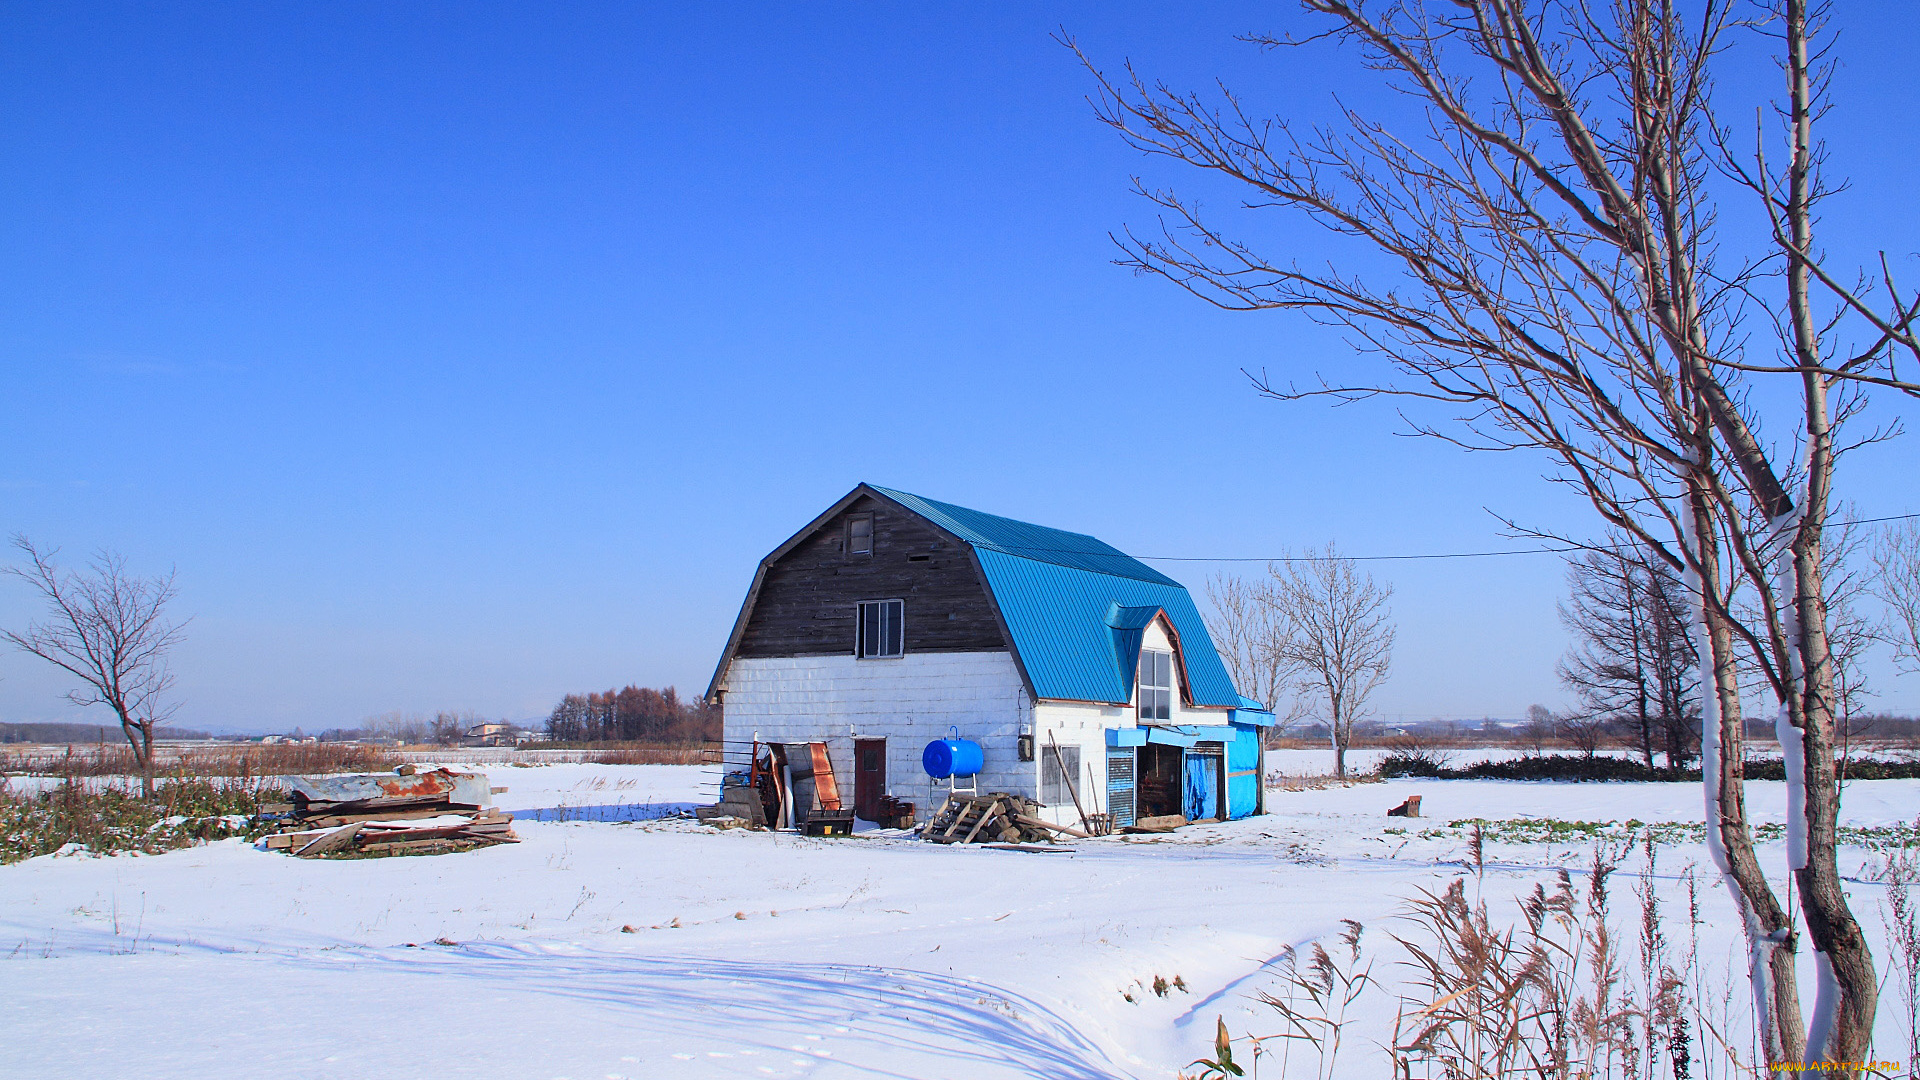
[0, 777, 283, 864]
[1376, 750, 1447, 778]
[1378, 753, 1692, 781]
[1745, 757, 1920, 781]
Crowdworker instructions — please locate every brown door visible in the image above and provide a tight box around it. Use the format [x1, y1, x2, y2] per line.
[854, 739, 886, 821]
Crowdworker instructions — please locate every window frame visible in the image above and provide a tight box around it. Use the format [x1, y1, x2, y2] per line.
[847, 514, 874, 557]
[1040, 743, 1082, 806]
[855, 598, 905, 659]
[1137, 647, 1173, 722]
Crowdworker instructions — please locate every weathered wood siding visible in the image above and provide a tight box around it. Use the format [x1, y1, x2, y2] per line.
[735, 494, 1008, 658]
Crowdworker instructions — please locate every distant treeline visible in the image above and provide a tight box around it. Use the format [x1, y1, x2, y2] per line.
[0, 722, 215, 744]
[544, 686, 718, 744]
[319, 711, 488, 745]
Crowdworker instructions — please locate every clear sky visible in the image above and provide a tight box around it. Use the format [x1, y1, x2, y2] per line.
[4, 3, 1918, 734]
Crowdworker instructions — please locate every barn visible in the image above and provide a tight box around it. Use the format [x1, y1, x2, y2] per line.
[706, 484, 1273, 829]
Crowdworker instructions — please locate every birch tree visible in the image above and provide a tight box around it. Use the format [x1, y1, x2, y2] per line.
[1073, 0, 1918, 1066]
[1264, 546, 1394, 780]
[1, 537, 186, 799]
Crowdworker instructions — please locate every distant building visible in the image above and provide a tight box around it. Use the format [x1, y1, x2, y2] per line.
[460, 722, 523, 747]
[707, 484, 1274, 826]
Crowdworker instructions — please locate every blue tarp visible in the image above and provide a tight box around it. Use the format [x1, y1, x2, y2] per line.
[1226, 725, 1260, 819]
[1183, 754, 1217, 821]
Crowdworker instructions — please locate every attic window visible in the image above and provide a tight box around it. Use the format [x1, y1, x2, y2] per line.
[857, 599, 904, 658]
[849, 515, 873, 556]
[1138, 649, 1172, 722]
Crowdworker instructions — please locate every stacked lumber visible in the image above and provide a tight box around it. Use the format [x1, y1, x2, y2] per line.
[920, 792, 1090, 845]
[262, 767, 518, 858]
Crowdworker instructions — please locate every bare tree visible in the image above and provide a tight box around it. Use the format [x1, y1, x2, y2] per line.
[429, 711, 467, 746]
[1819, 518, 1876, 766]
[1204, 571, 1300, 724]
[1264, 545, 1394, 780]
[1558, 542, 1699, 768]
[1554, 707, 1610, 759]
[1520, 703, 1555, 754]
[1073, 0, 1920, 1064]
[1, 537, 187, 798]
[1874, 520, 1920, 674]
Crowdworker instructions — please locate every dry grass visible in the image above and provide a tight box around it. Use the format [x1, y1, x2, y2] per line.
[1266, 771, 1385, 792]
[579, 743, 719, 766]
[0, 743, 401, 778]
[1222, 835, 1757, 1080]
[1878, 849, 1920, 1074]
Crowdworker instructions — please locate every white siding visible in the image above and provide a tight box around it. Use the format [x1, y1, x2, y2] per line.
[720, 651, 1032, 818]
[1031, 700, 1127, 826]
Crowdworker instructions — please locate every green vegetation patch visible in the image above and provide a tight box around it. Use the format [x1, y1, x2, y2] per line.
[1420, 817, 1918, 849]
[0, 778, 284, 864]
[1379, 752, 1920, 783]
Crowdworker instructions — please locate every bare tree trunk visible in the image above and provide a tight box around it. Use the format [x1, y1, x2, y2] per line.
[124, 714, 157, 800]
[1330, 691, 1347, 781]
[1786, 331, 1877, 1067]
[1690, 474, 1805, 1064]
[1780, 2, 1876, 1062]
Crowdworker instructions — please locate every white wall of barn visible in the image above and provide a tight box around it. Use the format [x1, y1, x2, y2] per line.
[1029, 700, 1124, 827]
[719, 651, 1032, 818]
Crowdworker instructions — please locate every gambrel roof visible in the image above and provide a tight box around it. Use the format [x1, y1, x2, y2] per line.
[708, 484, 1242, 709]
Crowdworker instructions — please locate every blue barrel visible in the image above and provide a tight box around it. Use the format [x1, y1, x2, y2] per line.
[922, 736, 984, 778]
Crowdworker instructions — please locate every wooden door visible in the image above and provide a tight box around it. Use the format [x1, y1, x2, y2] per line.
[854, 738, 886, 822]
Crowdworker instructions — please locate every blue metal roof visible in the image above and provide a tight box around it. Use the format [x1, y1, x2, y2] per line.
[875, 496, 1244, 707]
[871, 487, 1183, 587]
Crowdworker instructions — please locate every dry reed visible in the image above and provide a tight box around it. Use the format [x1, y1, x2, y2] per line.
[0, 742, 401, 778]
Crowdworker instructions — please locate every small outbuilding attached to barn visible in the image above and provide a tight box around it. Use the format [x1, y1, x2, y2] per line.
[706, 483, 1272, 830]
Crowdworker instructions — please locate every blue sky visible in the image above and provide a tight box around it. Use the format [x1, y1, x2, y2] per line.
[3, 3, 1918, 733]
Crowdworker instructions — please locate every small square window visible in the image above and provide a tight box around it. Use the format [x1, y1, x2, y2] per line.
[849, 515, 873, 556]
[857, 599, 904, 658]
[1138, 648, 1172, 722]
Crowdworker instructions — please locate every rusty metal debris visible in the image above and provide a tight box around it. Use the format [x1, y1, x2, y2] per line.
[264, 767, 517, 857]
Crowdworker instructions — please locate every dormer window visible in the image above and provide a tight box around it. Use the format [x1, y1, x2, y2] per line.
[849, 515, 873, 556]
[1138, 648, 1172, 721]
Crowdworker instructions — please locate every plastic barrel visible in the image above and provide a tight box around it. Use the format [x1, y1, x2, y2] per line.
[921, 736, 984, 778]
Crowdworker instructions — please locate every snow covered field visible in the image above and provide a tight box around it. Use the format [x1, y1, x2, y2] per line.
[2, 763, 1914, 1079]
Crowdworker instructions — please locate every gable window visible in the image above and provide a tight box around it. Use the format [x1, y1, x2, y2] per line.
[857, 599, 904, 658]
[848, 515, 874, 556]
[1138, 648, 1172, 721]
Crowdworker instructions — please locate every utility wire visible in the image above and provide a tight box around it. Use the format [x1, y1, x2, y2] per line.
[983, 511, 1920, 565]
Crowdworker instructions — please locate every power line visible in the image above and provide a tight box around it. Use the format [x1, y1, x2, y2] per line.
[1127, 510, 1920, 564]
[982, 510, 1920, 565]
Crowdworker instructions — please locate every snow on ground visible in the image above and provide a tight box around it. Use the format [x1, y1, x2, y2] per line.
[2, 765, 1915, 1079]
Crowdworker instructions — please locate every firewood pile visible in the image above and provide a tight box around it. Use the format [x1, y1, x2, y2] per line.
[262, 766, 518, 858]
[920, 792, 1090, 845]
